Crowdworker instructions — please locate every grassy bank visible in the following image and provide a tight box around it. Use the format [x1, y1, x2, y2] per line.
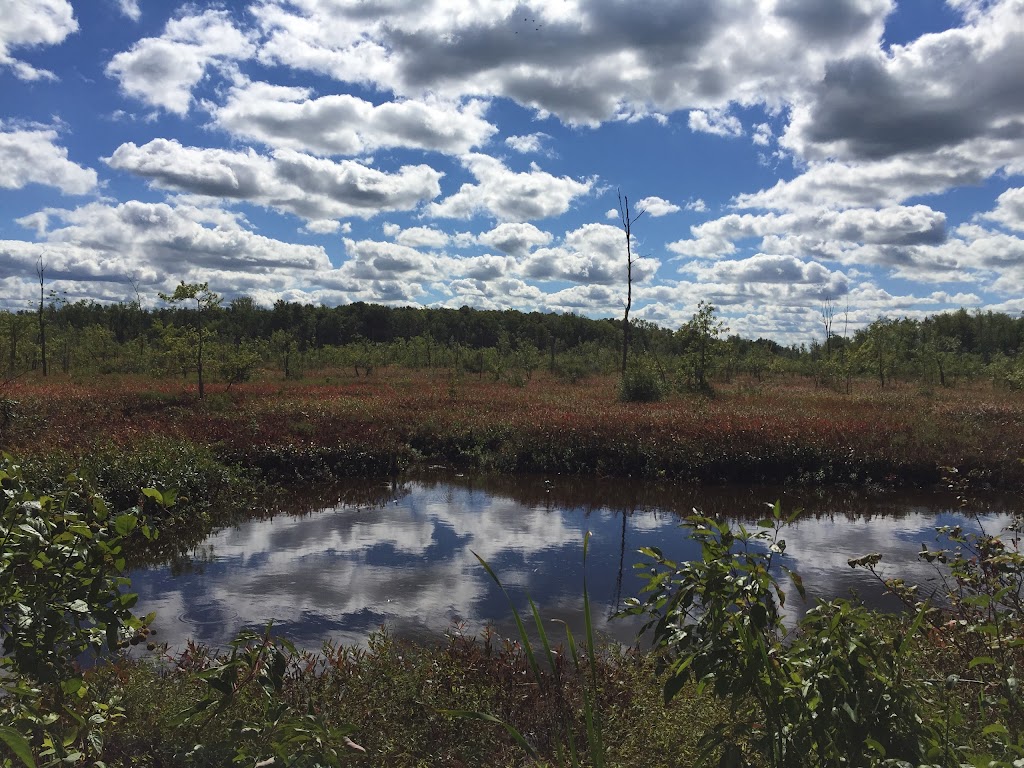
[88, 630, 719, 768]
[2, 369, 1022, 488]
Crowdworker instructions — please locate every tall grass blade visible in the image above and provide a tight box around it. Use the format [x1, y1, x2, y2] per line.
[440, 710, 541, 761]
[529, 596, 558, 677]
[530, 595, 582, 767]
[580, 531, 606, 768]
[472, 550, 542, 683]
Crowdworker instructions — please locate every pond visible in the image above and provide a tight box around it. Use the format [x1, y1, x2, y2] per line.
[129, 473, 1021, 651]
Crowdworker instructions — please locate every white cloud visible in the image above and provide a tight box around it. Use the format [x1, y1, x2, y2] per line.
[543, 284, 619, 310]
[753, 122, 773, 146]
[105, 138, 443, 222]
[302, 219, 341, 234]
[504, 133, 550, 154]
[686, 198, 708, 212]
[669, 205, 948, 263]
[521, 222, 659, 285]
[0, 199, 332, 304]
[477, 222, 552, 256]
[733, 138, 1023, 212]
[980, 187, 1024, 232]
[0, 0, 77, 80]
[106, 9, 255, 115]
[214, 81, 496, 156]
[339, 239, 437, 283]
[0, 127, 97, 195]
[782, 0, 1024, 163]
[680, 254, 849, 298]
[636, 196, 681, 217]
[335, 237, 515, 287]
[393, 226, 450, 249]
[115, 0, 141, 22]
[429, 154, 593, 222]
[688, 108, 744, 138]
[252, 0, 891, 126]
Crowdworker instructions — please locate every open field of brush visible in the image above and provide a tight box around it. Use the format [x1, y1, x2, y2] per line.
[2, 368, 1022, 488]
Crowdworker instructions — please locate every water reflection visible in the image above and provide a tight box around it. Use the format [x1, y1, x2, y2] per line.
[129, 473, 1021, 651]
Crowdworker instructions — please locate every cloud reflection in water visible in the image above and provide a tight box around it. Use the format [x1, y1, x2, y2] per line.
[129, 476, 1018, 651]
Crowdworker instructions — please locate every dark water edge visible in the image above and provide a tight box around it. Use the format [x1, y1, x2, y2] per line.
[129, 471, 1022, 653]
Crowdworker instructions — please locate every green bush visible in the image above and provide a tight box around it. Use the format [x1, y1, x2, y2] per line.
[619, 365, 664, 403]
[623, 504, 933, 767]
[0, 456, 156, 765]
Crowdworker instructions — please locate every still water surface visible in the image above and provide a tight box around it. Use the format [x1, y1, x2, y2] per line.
[130, 474, 1020, 650]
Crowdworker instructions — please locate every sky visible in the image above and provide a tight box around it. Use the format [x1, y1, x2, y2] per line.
[1, 0, 1023, 344]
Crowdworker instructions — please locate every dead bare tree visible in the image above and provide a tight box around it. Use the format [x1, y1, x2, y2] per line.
[618, 191, 645, 376]
[821, 294, 835, 359]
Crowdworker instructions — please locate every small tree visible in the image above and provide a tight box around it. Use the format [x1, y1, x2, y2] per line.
[158, 281, 222, 398]
[680, 300, 728, 391]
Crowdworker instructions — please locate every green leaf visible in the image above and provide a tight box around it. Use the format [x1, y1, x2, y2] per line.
[141, 488, 164, 505]
[969, 656, 997, 669]
[0, 725, 36, 767]
[783, 566, 805, 599]
[113, 514, 137, 537]
[982, 723, 1009, 736]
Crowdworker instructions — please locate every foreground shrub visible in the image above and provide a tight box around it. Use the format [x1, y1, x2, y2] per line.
[623, 504, 935, 767]
[0, 456, 155, 765]
[619, 364, 664, 403]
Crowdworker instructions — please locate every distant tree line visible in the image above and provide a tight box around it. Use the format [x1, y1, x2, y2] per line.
[0, 292, 1022, 393]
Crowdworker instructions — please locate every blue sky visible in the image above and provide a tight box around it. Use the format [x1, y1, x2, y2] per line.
[1, 0, 1023, 343]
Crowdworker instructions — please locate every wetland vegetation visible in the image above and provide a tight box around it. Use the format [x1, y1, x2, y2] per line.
[1, 298, 1023, 766]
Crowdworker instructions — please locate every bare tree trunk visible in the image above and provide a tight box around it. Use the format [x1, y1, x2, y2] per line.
[36, 257, 47, 377]
[618, 192, 644, 376]
[821, 295, 835, 359]
[196, 296, 205, 398]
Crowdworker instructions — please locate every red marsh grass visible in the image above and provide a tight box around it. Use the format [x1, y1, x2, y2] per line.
[1, 369, 1021, 487]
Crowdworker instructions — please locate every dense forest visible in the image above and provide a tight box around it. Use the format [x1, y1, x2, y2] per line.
[3, 289, 1023, 392]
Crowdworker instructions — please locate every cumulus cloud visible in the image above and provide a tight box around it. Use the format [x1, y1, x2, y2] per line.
[980, 187, 1024, 232]
[252, 0, 891, 125]
[0, 127, 97, 194]
[440, 276, 545, 311]
[428, 154, 593, 222]
[0, 0, 77, 80]
[543, 284, 619, 310]
[669, 205, 948, 263]
[334, 237, 517, 289]
[214, 81, 496, 156]
[936, 223, 1024, 293]
[0, 199, 331, 304]
[753, 123, 773, 146]
[636, 196, 681, 217]
[115, 0, 141, 21]
[782, 0, 1024, 162]
[106, 9, 256, 115]
[688, 108, 744, 138]
[391, 225, 450, 249]
[522, 222, 659, 285]
[477, 222, 552, 256]
[105, 138, 442, 222]
[681, 254, 849, 298]
[504, 133, 550, 154]
[339, 239, 437, 283]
